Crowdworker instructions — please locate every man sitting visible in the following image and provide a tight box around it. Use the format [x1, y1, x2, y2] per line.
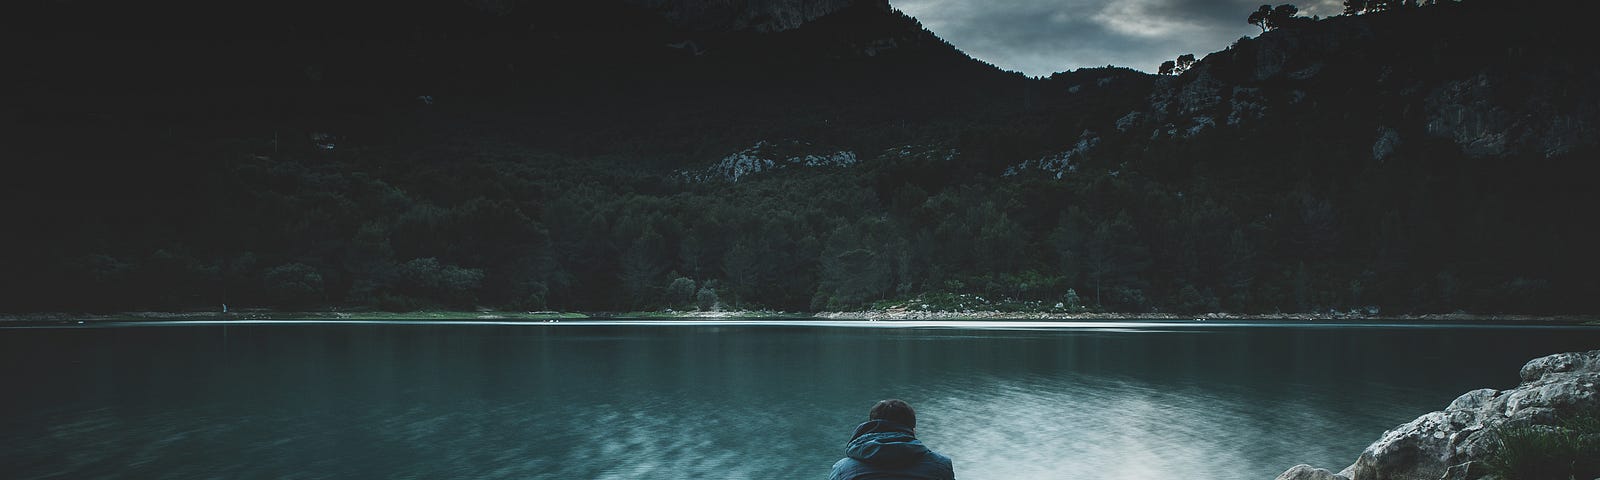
[829, 399, 956, 480]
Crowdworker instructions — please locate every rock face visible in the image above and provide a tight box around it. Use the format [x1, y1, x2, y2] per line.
[1422, 71, 1597, 159]
[1003, 130, 1097, 179]
[683, 140, 858, 182]
[1275, 349, 1600, 480]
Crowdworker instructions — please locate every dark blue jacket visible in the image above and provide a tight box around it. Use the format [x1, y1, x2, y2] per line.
[828, 419, 955, 480]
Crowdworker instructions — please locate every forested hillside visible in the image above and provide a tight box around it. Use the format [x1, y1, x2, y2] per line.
[3, 0, 1594, 314]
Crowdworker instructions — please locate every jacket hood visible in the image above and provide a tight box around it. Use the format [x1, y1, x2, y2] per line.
[843, 419, 929, 467]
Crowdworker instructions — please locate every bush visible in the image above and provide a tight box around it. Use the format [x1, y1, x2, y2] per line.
[1062, 289, 1084, 312]
[666, 276, 696, 308]
[394, 258, 485, 308]
[696, 286, 719, 311]
[1481, 414, 1600, 480]
[1174, 284, 1220, 314]
[263, 263, 324, 308]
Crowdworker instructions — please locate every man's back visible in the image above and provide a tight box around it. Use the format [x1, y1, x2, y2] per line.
[828, 419, 955, 480]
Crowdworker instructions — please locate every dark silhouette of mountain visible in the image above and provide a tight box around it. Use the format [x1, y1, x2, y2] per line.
[2, 0, 1594, 314]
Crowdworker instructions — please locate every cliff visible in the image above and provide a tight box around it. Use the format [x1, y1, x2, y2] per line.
[1123, 1, 1598, 160]
[1276, 349, 1600, 480]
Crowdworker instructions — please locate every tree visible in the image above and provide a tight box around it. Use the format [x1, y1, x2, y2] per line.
[394, 258, 484, 308]
[1050, 208, 1089, 287]
[619, 226, 668, 308]
[1083, 212, 1151, 309]
[345, 222, 397, 302]
[1249, 5, 1273, 32]
[817, 221, 896, 309]
[696, 283, 720, 311]
[263, 263, 325, 308]
[721, 241, 765, 307]
[1221, 228, 1257, 310]
[1175, 54, 1196, 74]
[1160, 54, 1196, 75]
[1269, 4, 1300, 29]
[665, 275, 696, 308]
[1249, 4, 1300, 32]
[1344, 0, 1366, 15]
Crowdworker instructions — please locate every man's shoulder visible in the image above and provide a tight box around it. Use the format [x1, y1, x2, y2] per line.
[923, 449, 955, 475]
[828, 457, 860, 480]
[830, 457, 854, 470]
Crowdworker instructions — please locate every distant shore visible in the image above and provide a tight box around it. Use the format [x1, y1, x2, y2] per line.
[1, 309, 1595, 326]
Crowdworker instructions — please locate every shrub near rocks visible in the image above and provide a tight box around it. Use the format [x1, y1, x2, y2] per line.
[1481, 414, 1600, 480]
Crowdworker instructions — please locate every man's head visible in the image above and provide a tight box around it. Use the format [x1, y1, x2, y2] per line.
[868, 399, 916, 429]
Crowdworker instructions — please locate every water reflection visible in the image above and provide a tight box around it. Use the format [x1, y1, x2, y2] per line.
[920, 373, 1365, 479]
[3, 323, 1597, 479]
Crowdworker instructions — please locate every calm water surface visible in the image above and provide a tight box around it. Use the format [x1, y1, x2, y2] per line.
[3, 320, 1598, 479]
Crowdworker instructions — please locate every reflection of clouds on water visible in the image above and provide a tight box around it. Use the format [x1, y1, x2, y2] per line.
[918, 374, 1358, 480]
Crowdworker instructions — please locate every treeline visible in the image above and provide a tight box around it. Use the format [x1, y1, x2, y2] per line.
[9, 112, 1594, 315]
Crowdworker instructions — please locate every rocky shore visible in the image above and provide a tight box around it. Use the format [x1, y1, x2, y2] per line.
[814, 309, 1596, 324]
[1276, 349, 1600, 480]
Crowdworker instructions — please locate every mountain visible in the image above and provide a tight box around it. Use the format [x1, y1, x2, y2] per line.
[620, 0, 870, 32]
[2, 0, 1594, 314]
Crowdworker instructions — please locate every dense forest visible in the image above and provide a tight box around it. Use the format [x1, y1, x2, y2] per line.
[2, 0, 1595, 314]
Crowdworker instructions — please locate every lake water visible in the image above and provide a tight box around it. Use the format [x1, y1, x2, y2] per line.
[3, 320, 1598, 479]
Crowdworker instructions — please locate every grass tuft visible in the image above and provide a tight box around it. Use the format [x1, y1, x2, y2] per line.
[1481, 414, 1600, 480]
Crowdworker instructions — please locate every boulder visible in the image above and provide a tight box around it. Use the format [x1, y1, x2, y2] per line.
[1276, 349, 1600, 480]
[1276, 464, 1349, 480]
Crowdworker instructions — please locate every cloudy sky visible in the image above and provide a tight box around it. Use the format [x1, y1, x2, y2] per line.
[891, 0, 1342, 76]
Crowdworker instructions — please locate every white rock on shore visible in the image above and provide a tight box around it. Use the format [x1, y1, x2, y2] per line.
[1276, 349, 1600, 480]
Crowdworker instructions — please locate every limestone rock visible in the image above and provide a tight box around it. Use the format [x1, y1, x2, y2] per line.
[1228, 87, 1267, 126]
[1424, 72, 1598, 158]
[1276, 350, 1600, 480]
[1276, 464, 1349, 480]
[685, 140, 858, 182]
[1423, 73, 1510, 157]
[1115, 111, 1142, 133]
[1371, 127, 1400, 161]
[1003, 130, 1097, 179]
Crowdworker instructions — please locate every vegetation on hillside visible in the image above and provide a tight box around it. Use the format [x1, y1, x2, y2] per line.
[2, 0, 1593, 314]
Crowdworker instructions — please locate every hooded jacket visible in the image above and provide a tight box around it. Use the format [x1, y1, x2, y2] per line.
[828, 419, 955, 480]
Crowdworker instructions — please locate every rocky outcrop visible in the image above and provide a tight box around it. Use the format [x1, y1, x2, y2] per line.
[1276, 349, 1600, 480]
[1422, 72, 1597, 159]
[1003, 130, 1098, 179]
[683, 140, 857, 182]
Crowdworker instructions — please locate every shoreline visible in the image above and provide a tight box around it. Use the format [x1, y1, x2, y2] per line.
[1, 310, 1595, 326]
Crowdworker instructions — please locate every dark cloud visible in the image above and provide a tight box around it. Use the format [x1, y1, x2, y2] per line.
[892, 0, 1341, 75]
